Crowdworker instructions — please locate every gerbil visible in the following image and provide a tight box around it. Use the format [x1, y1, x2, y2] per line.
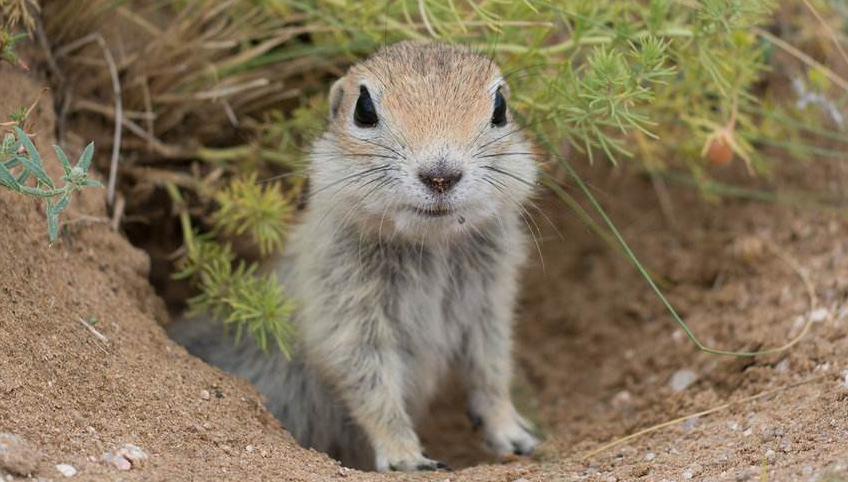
[170, 40, 540, 472]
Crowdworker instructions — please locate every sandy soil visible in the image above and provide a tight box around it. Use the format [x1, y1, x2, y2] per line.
[2, 64, 848, 482]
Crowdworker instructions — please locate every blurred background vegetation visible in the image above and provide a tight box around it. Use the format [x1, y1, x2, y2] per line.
[2, 0, 847, 351]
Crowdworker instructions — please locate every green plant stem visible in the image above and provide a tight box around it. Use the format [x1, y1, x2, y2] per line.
[530, 122, 812, 358]
[474, 27, 693, 55]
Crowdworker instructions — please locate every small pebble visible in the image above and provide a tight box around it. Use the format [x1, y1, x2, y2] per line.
[605, 476, 617, 482]
[760, 427, 774, 441]
[765, 449, 776, 461]
[802, 466, 814, 476]
[245, 445, 254, 452]
[683, 470, 693, 480]
[645, 452, 656, 461]
[56, 463, 77, 478]
[811, 308, 829, 322]
[0, 433, 41, 476]
[742, 428, 753, 436]
[338, 466, 350, 477]
[512, 478, 530, 482]
[200, 389, 211, 401]
[669, 369, 698, 392]
[117, 444, 148, 467]
[690, 463, 703, 475]
[102, 453, 131, 471]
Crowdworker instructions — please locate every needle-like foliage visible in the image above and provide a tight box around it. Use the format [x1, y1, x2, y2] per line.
[34, 0, 848, 357]
[174, 211, 296, 356]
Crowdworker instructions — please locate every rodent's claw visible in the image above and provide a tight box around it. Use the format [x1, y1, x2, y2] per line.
[482, 416, 540, 458]
[385, 454, 451, 472]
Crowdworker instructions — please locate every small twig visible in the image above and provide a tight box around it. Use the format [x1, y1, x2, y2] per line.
[582, 375, 827, 460]
[73, 99, 154, 121]
[97, 36, 123, 207]
[53, 33, 124, 207]
[755, 27, 848, 95]
[649, 171, 676, 227]
[76, 317, 108, 343]
[111, 194, 125, 232]
[73, 100, 192, 159]
[34, 17, 64, 84]
[60, 214, 111, 228]
[800, 0, 848, 70]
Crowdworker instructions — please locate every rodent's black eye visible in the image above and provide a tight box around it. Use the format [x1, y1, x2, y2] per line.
[354, 85, 379, 128]
[491, 88, 507, 127]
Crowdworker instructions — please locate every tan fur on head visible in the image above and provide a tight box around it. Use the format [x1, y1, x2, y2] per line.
[330, 41, 505, 149]
[312, 40, 536, 243]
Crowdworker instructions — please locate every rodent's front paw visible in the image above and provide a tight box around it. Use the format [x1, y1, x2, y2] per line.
[480, 414, 540, 457]
[376, 452, 451, 472]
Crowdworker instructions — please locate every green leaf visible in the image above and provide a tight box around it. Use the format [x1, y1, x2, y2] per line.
[16, 154, 55, 189]
[53, 194, 71, 214]
[54, 145, 72, 174]
[83, 179, 103, 187]
[46, 200, 59, 242]
[16, 170, 29, 184]
[76, 142, 95, 172]
[13, 128, 51, 186]
[0, 161, 17, 188]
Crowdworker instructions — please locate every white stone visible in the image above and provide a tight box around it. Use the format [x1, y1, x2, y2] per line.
[810, 308, 828, 322]
[117, 444, 148, 466]
[646, 452, 656, 461]
[668, 369, 698, 392]
[56, 463, 77, 477]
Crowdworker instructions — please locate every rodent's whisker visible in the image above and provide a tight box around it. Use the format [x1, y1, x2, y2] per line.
[330, 177, 397, 240]
[311, 152, 399, 161]
[471, 115, 556, 158]
[353, 136, 407, 160]
[308, 164, 392, 199]
[315, 171, 395, 230]
[482, 167, 560, 241]
[475, 151, 537, 159]
[479, 165, 537, 189]
[482, 175, 545, 271]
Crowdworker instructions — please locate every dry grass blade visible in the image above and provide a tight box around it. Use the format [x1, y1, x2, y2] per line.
[582, 239, 821, 460]
[754, 27, 848, 95]
[799, 0, 848, 70]
[581, 374, 828, 461]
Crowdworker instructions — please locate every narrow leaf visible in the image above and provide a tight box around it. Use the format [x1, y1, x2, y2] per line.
[16, 170, 29, 184]
[46, 201, 59, 242]
[15, 127, 56, 188]
[53, 194, 71, 213]
[0, 162, 17, 188]
[54, 145, 72, 174]
[16, 155, 55, 189]
[76, 142, 95, 172]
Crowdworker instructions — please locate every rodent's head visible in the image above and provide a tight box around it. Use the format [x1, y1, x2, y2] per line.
[310, 41, 537, 242]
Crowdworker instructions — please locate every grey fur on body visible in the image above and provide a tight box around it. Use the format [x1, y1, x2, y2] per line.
[170, 40, 540, 472]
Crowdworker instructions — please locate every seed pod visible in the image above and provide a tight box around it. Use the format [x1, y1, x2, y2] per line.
[706, 135, 734, 166]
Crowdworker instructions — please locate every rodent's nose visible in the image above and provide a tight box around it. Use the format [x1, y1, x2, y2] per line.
[418, 169, 463, 194]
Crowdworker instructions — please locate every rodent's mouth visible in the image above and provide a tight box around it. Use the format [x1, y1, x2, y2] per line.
[409, 205, 454, 218]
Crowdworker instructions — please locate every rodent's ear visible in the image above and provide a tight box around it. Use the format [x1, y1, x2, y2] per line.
[328, 78, 345, 119]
